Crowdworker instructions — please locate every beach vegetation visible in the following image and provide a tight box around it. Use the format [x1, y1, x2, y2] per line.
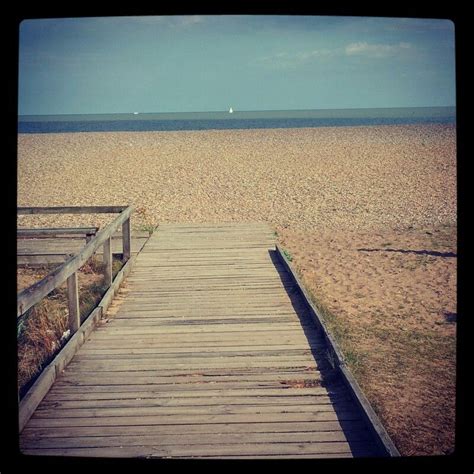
[138, 223, 156, 235]
[135, 206, 156, 235]
[17, 257, 123, 399]
[281, 248, 293, 262]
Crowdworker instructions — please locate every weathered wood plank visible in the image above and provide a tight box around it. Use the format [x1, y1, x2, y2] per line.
[63, 360, 322, 373]
[66, 272, 80, 333]
[38, 393, 350, 410]
[33, 401, 355, 419]
[26, 410, 362, 428]
[83, 334, 321, 345]
[44, 386, 344, 400]
[75, 345, 320, 357]
[103, 237, 112, 288]
[21, 419, 364, 438]
[21, 440, 377, 458]
[21, 429, 373, 450]
[122, 218, 131, 261]
[52, 368, 326, 382]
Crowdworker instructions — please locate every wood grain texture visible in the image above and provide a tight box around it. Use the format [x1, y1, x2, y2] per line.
[20, 223, 384, 459]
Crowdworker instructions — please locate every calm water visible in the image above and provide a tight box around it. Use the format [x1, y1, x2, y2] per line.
[18, 107, 456, 133]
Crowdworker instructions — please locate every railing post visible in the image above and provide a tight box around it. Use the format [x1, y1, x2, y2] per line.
[103, 236, 113, 288]
[122, 217, 131, 262]
[66, 271, 80, 334]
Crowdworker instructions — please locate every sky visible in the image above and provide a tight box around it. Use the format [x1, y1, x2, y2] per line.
[18, 15, 456, 115]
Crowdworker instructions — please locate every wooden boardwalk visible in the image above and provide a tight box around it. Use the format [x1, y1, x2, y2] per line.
[20, 223, 384, 459]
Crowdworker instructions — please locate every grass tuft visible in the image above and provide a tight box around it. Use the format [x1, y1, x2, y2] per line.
[135, 206, 157, 235]
[17, 298, 69, 396]
[281, 248, 293, 262]
[79, 280, 108, 322]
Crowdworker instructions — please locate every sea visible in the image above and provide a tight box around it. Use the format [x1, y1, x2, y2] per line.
[18, 106, 456, 134]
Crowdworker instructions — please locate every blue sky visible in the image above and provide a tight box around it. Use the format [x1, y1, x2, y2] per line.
[18, 15, 456, 114]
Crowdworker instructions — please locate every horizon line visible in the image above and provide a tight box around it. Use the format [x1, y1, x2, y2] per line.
[19, 105, 456, 117]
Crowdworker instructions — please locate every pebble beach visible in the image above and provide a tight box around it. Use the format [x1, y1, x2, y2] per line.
[17, 123, 457, 456]
[17, 124, 456, 232]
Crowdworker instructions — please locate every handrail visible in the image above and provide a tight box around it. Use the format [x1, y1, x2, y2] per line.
[17, 206, 133, 320]
[17, 206, 128, 214]
[17, 227, 99, 239]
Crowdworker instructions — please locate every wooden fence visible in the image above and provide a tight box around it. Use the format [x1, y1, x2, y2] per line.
[17, 206, 133, 334]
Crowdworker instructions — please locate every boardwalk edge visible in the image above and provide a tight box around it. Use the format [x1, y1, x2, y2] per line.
[275, 244, 400, 457]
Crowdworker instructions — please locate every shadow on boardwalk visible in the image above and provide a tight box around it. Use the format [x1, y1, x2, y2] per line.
[268, 250, 384, 458]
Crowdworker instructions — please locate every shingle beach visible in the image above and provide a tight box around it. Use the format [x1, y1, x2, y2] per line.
[18, 124, 456, 232]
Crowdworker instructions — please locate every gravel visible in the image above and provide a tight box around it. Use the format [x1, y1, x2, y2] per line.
[17, 124, 456, 233]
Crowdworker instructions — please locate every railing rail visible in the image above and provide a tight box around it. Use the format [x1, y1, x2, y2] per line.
[17, 206, 133, 331]
[17, 205, 128, 215]
[17, 227, 99, 240]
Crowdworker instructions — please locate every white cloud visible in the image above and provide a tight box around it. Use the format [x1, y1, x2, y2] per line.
[257, 40, 413, 69]
[295, 49, 334, 60]
[345, 41, 412, 58]
[257, 48, 335, 68]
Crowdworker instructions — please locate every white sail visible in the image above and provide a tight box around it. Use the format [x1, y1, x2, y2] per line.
[229, 107, 233, 114]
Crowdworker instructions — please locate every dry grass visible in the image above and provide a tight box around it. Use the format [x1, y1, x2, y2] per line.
[17, 256, 124, 398]
[17, 297, 69, 397]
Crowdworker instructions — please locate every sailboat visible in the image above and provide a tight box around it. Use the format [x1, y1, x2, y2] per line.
[228, 107, 233, 114]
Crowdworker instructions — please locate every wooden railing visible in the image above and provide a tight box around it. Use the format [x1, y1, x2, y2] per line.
[17, 227, 99, 241]
[17, 206, 133, 335]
